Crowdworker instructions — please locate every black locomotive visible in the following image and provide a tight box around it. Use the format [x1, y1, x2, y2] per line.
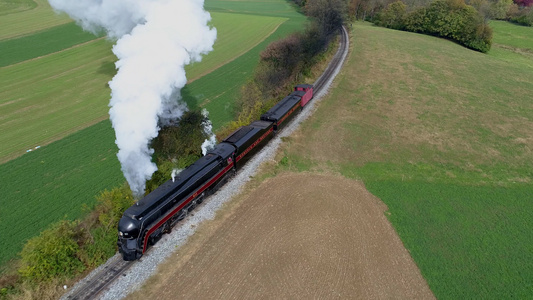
[117, 84, 313, 261]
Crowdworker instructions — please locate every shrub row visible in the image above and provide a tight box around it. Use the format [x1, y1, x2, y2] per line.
[375, 0, 493, 52]
[218, 25, 334, 138]
[509, 6, 533, 25]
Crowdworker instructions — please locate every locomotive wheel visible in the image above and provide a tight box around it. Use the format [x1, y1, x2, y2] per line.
[148, 234, 156, 246]
[177, 209, 187, 221]
[188, 200, 197, 211]
[164, 221, 172, 234]
[196, 192, 205, 204]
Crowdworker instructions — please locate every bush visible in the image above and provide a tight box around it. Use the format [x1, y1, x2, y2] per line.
[147, 110, 209, 191]
[489, 0, 513, 19]
[258, 33, 304, 96]
[19, 220, 85, 282]
[79, 227, 117, 267]
[509, 6, 533, 25]
[305, 0, 347, 35]
[151, 110, 208, 163]
[376, 1, 408, 30]
[401, 0, 493, 52]
[93, 185, 135, 231]
[78, 184, 134, 267]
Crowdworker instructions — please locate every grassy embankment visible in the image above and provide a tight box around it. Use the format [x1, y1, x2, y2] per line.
[0, 0, 306, 268]
[276, 21, 533, 299]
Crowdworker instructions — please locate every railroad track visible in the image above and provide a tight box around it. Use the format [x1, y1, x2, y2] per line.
[63, 257, 133, 300]
[313, 26, 349, 93]
[62, 25, 349, 300]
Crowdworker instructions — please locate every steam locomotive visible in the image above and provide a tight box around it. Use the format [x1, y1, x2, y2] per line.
[117, 84, 313, 261]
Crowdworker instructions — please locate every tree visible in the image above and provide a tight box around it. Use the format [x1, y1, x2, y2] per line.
[19, 221, 85, 281]
[306, 0, 347, 35]
[376, 1, 408, 29]
[514, 0, 533, 7]
[403, 0, 493, 52]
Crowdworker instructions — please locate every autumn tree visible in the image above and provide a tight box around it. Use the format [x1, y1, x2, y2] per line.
[306, 0, 347, 35]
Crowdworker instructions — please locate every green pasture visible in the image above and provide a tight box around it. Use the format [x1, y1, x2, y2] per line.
[490, 20, 533, 51]
[0, 0, 71, 40]
[280, 22, 533, 298]
[0, 120, 123, 267]
[0, 0, 36, 16]
[0, 0, 307, 267]
[0, 38, 116, 163]
[205, 0, 301, 18]
[0, 5, 294, 163]
[362, 180, 533, 299]
[0, 22, 99, 67]
[185, 12, 287, 81]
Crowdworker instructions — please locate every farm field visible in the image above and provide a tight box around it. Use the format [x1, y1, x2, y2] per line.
[0, 0, 71, 40]
[185, 12, 287, 82]
[1, 38, 116, 162]
[0, 0, 306, 267]
[0, 120, 123, 268]
[490, 20, 533, 53]
[275, 22, 533, 298]
[0, 7, 289, 163]
[0, 22, 99, 67]
[132, 173, 435, 299]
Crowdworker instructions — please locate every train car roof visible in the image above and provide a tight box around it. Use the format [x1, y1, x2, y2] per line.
[260, 95, 301, 121]
[206, 142, 235, 159]
[125, 152, 223, 219]
[295, 84, 313, 89]
[223, 121, 273, 148]
[291, 90, 306, 98]
[250, 120, 273, 128]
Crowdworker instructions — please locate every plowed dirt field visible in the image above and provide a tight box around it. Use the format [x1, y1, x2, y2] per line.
[131, 172, 434, 299]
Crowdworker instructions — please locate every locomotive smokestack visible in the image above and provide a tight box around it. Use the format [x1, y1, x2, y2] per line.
[48, 0, 217, 197]
[171, 169, 183, 182]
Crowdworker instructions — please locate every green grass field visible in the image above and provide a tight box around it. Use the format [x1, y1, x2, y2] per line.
[0, 0, 307, 267]
[185, 12, 287, 82]
[490, 20, 533, 51]
[0, 3, 296, 163]
[0, 120, 123, 267]
[0, 22, 99, 67]
[0, 38, 116, 162]
[0, 0, 72, 40]
[278, 22, 533, 298]
[0, 0, 36, 16]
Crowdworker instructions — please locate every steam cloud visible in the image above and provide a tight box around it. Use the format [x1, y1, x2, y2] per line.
[48, 0, 217, 197]
[201, 109, 216, 156]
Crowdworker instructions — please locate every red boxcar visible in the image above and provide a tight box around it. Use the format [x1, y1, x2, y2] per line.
[294, 84, 313, 107]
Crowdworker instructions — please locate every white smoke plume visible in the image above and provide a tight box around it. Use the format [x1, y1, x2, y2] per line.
[171, 168, 183, 182]
[201, 109, 216, 156]
[48, 0, 217, 197]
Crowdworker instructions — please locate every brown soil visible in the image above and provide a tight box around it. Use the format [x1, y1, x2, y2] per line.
[130, 172, 434, 299]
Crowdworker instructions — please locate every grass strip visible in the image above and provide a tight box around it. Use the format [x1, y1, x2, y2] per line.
[0, 0, 72, 40]
[0, 22, 99, 67]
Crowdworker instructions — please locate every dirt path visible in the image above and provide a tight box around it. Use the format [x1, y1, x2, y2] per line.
[130, 172, 434, 299]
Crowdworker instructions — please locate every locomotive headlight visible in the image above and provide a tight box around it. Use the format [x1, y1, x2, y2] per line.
[119, 231, 123, 237]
